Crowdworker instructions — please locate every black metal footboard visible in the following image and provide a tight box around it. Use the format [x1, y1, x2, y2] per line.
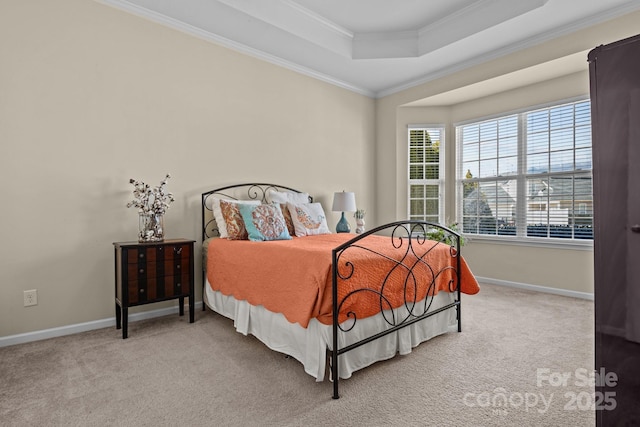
[330, 221, 462, 399]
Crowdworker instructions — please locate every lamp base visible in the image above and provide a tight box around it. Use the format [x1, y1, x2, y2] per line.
[336, 212, 351, 233]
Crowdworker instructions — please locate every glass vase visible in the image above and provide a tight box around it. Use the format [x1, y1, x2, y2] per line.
[139, 212, 164, 242]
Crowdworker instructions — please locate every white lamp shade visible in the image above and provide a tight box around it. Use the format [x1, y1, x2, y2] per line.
[332, 191, 357, 212]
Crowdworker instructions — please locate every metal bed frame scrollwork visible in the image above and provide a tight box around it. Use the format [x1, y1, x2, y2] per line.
[330, 220, 461, 399]
[201, 183, 311, 240]
[200, 184, 462, 400]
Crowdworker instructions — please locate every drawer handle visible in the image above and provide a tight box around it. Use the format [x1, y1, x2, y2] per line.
[139, 269, 145, 274]
[174, 247, 183, 255]
[139, 289, 145, 294]
[176, 264, 181, 269]
[177, 283, 181, 287]
[139, 253, 144, 259]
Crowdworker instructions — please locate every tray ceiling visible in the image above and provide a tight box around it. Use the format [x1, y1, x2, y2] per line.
[102, 0, 640, 98]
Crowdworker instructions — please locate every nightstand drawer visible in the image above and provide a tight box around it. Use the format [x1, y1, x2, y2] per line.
[126, 258, 190, 280]
[126, 243, 191, 263]
[127, 273, 191, 304]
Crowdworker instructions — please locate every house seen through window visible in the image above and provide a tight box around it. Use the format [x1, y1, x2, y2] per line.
[457, 100, 592, 240]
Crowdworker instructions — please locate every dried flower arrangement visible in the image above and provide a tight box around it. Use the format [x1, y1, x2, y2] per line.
[126, 173, 175, 215]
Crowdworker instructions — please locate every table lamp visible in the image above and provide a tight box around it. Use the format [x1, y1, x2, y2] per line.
[332, 191, 357, 233]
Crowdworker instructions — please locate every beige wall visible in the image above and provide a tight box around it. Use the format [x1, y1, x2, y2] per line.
[376, 11, 640, 295]
[3, 1, 638, 339]
[448, 72, 594, 293]
[0, 0, 375, 337]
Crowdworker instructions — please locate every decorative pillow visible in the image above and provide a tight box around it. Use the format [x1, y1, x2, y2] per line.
[211, 198, 260, 238]
[239, 203, 292, 241]
[266, 189, 311, 204]
[288, 191, 311, 204]
[219, 199, 261, 240]
[266, 189, 289, 204]
[287, 202, 331, 236]
[279, 203, 296, 237]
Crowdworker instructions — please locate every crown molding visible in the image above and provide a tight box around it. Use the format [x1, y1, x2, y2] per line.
[96, 0, 640, 99]
[217, 0, 354, 57]
[97, 0, 375, 98]
[280, 0, 354, 38]
[376, 1, 640, 99]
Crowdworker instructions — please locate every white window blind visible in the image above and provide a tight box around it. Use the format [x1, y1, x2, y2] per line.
[408, 126, 444, 223]
[458, 100, 592, 241]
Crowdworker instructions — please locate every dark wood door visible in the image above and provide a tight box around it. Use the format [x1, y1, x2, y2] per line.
[627, 91, 640, 345]
[589, 34, 640, 426]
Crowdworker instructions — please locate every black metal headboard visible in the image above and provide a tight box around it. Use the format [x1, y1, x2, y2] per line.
[201, 183, 312, 241]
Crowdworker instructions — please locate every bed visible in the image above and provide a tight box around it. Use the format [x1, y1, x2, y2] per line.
[201, 183, 480, 399]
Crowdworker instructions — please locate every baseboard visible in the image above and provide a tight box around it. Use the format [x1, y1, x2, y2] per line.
[0, 279, 592, 348]
[476, 276, 594, 300]
[0, 301, 204, 348]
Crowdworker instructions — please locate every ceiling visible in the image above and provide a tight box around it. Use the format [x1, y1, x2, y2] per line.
[104, 0, 640, 99]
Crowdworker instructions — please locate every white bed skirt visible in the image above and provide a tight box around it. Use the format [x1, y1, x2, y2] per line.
[204, 280, 457, 381]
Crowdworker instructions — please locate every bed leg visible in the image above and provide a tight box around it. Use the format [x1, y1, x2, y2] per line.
[332, 351, 340, 399]
[202, 278, 206, 312]
[457, 303, 462, 332]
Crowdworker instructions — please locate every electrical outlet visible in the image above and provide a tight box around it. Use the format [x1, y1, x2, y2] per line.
[24, 289, 37, 307]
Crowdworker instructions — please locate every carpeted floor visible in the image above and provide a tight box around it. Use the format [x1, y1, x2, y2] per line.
[0, 284, 594, 426]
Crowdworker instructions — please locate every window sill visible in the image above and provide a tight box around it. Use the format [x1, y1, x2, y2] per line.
[463, 234, 593, 251]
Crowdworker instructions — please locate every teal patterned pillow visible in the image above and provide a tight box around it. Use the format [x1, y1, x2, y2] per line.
[238, 204, 292, 241]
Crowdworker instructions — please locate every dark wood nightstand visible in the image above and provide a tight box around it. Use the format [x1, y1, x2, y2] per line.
[113, 238, 195, 339]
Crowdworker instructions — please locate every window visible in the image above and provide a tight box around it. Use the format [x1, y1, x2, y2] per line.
[458, 100, 592, 241]
[409, 126, 444, 223]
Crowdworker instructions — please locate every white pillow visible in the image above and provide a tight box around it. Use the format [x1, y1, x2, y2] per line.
[286, 202, 331, 236]
[211, 197, 261, 238]
[266, 189, 289, 204]
[288, 191, 311, 204]
[266, 189, 310, 205]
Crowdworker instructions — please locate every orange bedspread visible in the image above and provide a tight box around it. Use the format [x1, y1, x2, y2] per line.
[207, 233, 479, 328]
